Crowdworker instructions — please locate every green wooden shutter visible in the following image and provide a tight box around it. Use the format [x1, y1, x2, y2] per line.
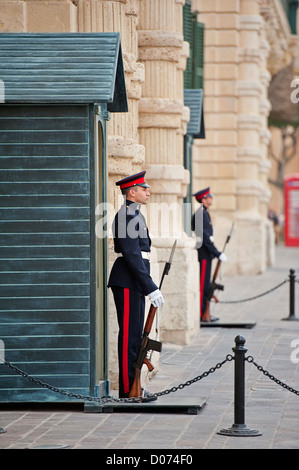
[193, 21, 205, 89]
[183, 1, 193, 89]
[183, 2, 205, 89]
[281, 0, 298, 34]
[288, 0, 298, 34]
[281, 0, 289, 15]
[0, 104, 93, 402]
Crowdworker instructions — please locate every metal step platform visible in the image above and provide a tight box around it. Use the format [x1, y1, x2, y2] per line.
[84, 396, 207, 415]
[200, 321, 256, 328]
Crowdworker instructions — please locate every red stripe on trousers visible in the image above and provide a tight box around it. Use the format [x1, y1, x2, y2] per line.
[123, 288, 130, 394]
[200, 259, 207, 317]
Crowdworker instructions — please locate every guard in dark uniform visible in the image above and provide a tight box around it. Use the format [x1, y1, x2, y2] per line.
[191, 187, 227, 322]
[108, 171, 164, 401]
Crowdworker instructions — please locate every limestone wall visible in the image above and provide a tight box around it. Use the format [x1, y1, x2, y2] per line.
[192, 0, 296, 274]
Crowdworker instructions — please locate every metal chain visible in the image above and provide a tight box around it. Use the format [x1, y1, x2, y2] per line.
[1, 355, 234, 402]
[2, 352, 299, 402]
[218, 279, 288, 304]
[246, 356, 299, 396]
[155, 354, 234, 397]
[1, 360, 140, 404]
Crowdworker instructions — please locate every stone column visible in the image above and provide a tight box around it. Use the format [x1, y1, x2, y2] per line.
[236, 0, 269, 273]
[77, 0, 148, 389]
[258, 22, 275, 266]
[78, 0, 145, 203]
[195, 0, 238, 273]
[138, 0, 200, 345]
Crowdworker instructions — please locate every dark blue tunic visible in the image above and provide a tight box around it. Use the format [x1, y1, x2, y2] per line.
[192, 205, 221, 317]
[108, 200, 157, 295]
[108, 200, 158, 397]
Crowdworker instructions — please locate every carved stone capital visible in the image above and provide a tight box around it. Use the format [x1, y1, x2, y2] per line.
[122, 53, 145, 99]
[139, 98, 184, 129]
[238, 114, 262, 131]
[138, 30, 183, 62]
[239, 14, 263, 32]
[145, 164, 186, 195]
[238, 47, 261, 64]
[237, 147, 262, 163]
[259, 128, 272, 145]
[138, 30, 183, 48]
[237, 81, 263, 97]
[108, 136, 145, 162]
[125, 0, 138, 16]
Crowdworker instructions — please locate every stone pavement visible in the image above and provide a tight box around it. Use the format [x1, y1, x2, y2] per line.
[0, 245, 299, 451]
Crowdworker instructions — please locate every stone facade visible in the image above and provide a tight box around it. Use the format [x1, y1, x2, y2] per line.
[0, 0, 297, 389]
[192, 0, 296, 274]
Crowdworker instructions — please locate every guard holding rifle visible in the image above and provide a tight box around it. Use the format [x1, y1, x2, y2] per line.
[108, 171, 164, 402]
[192, 188, 227, 323]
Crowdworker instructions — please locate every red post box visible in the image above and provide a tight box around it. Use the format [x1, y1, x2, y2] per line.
[284, 174, 299, 246]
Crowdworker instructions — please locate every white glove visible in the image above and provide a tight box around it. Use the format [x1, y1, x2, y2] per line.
[149, 289, 165, 308]
[219, 252, 227, 262]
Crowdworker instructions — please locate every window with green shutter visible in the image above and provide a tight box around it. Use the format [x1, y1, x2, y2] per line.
[183, 1, 193, 89]
[183, 1, 205, 89]
[183, 3, 206, 236]
[193, 21, 204, 89]
[281, 0, 298, 34]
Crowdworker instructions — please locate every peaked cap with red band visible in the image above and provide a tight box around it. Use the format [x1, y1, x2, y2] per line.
[116, 171, 150, 189]
[193, 187, 213, 201]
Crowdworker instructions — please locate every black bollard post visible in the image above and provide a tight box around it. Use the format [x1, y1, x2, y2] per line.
[218, 335, 261, 437]
[282, 269, 298, 321]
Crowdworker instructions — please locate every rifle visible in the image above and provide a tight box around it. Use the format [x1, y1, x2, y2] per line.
[202, 222, 234, 320]
[129, 240, 177, 399]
